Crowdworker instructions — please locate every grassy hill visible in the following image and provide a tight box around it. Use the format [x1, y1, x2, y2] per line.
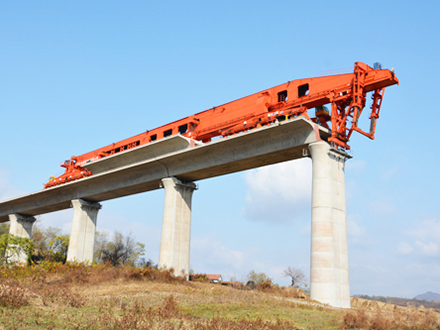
[1, 263, 439, 329]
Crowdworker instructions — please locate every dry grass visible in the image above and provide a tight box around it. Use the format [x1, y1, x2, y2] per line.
[340, 308, 440, 330]
[342, 298, 440, 330]
[0, 263, 439, 329]
[0, 281, 30, 308]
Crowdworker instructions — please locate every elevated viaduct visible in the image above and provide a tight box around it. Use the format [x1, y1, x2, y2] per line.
[0, 117, 351, 308]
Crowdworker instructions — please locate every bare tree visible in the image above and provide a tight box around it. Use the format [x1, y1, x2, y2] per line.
[94, 230, 110, 263]
[96, 231, 145, 266]
[282, 267, 306, 287]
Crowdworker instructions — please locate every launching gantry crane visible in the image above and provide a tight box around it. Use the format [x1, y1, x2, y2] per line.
[45, 62, 399, 188]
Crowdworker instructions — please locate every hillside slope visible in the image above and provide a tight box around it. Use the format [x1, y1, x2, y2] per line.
[414, 291, 440, 302]
[0, 263, 439, 330]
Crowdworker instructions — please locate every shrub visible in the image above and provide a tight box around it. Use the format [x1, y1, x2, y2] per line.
[157, 295, 179, 319]
[0, 282, 30, 308]
[246, 270, 274, 290]
[189, 274, 209, 282]
[340, 308, 440, 330]
[0, 234, 34, 265]
[340, 310, 368, 329]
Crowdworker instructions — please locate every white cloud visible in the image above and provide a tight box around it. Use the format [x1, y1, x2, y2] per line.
[242, 158, 312, 223]
[398, 217, 440, 258]
[405, 263, 440, 279]
[191, 235, 246, 271]
[348, 218, 366, 240]
[0, 168, 23, 201]
[396, 242, 414, 255]
[369, 197, 395, 217]
[300, 224, 311, 236]
[415, 240, 438, 256]
[344, 160, 366, 203]
[409, 218, 440, 241]
[38, 209, 73, 233]
[349, 254, 440, 298]
[381, 165, 399, 181]
[345, 159, 367, 174]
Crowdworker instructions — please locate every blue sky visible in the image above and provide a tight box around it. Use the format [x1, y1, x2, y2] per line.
[1, 1, 439, 298]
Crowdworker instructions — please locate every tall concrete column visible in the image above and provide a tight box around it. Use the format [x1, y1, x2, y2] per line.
[8, 214, 36, 263]
[309, 141, 350, 308]
[67, 199, 101, 263]
[159, 177, 196, 277]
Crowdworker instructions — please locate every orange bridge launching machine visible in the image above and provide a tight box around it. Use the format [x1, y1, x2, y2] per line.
[45, 62, 399, 188]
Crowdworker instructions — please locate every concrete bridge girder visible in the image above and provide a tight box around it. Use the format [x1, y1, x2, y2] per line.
[0, 118, 322, 222]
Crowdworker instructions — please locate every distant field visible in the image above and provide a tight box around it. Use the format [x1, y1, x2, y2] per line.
[356, 294, 440, 310]
[1, 263, 439, 329]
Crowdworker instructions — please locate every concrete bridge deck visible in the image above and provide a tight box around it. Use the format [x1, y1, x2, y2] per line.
[0, 117, 328, 223]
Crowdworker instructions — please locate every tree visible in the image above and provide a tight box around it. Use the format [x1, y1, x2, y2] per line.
[47, 234, 69, 262]
[32, 226, 69, 262]
[32, 226, 46, 254]
[282, 267, 306, 287]
[95, 231, 145, 266]
[246, 270, 273, 289]
[0, 223, 10, 236]
[0, 234, 34, 265]
[93, 230, 109, 263]
[1, 222, 34, 265]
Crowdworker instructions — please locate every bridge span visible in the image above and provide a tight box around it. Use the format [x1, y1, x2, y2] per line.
[0, 117, 351, 308]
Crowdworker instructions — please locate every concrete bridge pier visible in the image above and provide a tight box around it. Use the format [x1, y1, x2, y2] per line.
[66, 199, 102, 263]
[158, 177, 196, 277]
[8, 214, 36, 263]
[309, 141, 351, 308]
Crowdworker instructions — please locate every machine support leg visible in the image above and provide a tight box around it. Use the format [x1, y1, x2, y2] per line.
[8, 214, 36, 264]
[158, 177, 196, 278]
[309, 141, 350, 308]
[67, 199, 102, 263]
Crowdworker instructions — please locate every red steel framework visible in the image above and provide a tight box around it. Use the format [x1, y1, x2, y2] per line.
[45, 62, 399, 188]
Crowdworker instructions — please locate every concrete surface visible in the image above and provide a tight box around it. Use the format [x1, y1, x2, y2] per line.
[8, 214, 36, 263]
[66, 199, 102, 263]
[84, 135, 202, 175]
[158, 177, 196, 277]
[309, 141, 351, 308]
[0, 117, 329, 222]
